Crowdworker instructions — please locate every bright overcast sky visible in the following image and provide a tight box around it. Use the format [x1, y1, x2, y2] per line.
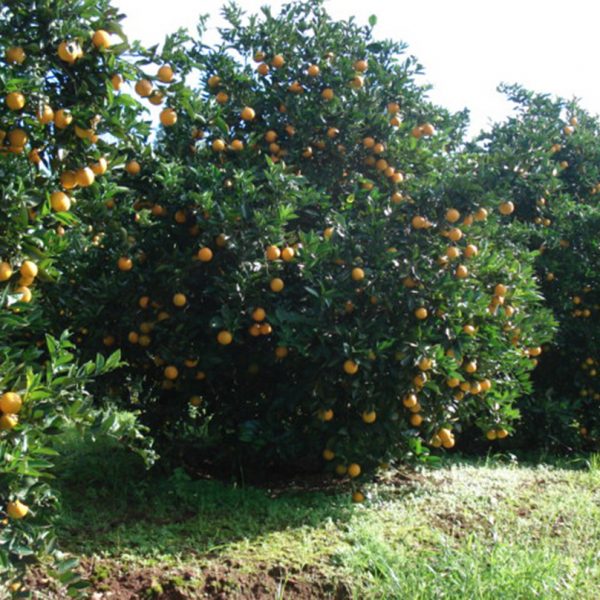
[116, 0, 600, 137]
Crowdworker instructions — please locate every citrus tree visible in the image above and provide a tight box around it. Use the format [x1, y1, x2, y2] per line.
[469, 84, 600, 449]
[54, 0, 554, 496]
[0, 0, 154, 588]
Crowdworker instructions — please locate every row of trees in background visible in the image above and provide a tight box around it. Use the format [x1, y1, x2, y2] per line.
[0, 0, 598, 589]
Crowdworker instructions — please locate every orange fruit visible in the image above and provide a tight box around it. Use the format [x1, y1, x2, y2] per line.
[409, 414, 423, 427]
[57, 40, 83, 63]
[361, 411, 376, 424]
[354, 59, 368, 72]
[8, 129, 28, 147]
[157, 64, 174, 83]
[352, 491, 365, 503]
[173, 293, 187, 307]
[54, 109, 73, 129]
[135, 79, 153, 97]
[75, 167, 95, 187]
[190, 396, 203, 407]
[149, 92, 164, 105]
[343, 360, 359, 375]
[37, 104, 54, 125]
[20, 261, 38, 279]
[278, 247, 294, 262]
[319, 409, 334, 421]
[266, 245, 281, 261]
[464, 360, 477, 373]
[128, 331, 139, 344]
[447, 227, 463, 242]
[207, 75, 221, 88]
[455, 265, 468, 279]
[251, 307, 266, 322]
[464, 244, 478, 258]
[160, 108, 177, 127]
[307, 64, 320, 76]
[241, 106, 256, 121]
[6, 500, 28, 520]
[270, 278, 284, 292]
[496, 429, 508, 439]
[323, 448, 335, 461]
[271, 54, 285, 68]
[197, 247, 213, 262]
[421, 123, 435, 136]
[275, 346, 288, 359]
[117, 256, 133, 271]
[335, 464, 347, 476]
[0, 392, 22, 414]
[111, 74, 124, 90]
[212, 139, 226, 152]
[5, 47, 26, 64]
[92, 29, 111, 49]
[486, 430, 497, 441]
[446, 208, 460, 223]
[257, 63, 269, 76]
[230, 139, 244, 152]
[463, 324, 476, 336]
[6, 92, 25, 111]
[351, 267, 365, 281]
[321, 88, 334, 101]
[90, 157, 109, 176]
[164, 365, 179, 380]
[217, 330, 233, 345]
[15, 286, 32, 303]
[499, 201, 515, 215]
[50, 191, 71, 212]
[415, 307, 428, 320]
[0, 262, 13, 282]
[347, 463, 361, 478]
[0, 414, 18, 430]
[126, 160, 141, 175]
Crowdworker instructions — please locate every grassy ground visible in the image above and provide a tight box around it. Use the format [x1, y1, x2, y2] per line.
[39, 446, 600, 599]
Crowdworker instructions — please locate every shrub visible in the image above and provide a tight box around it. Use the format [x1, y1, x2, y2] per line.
[56, 1, 554, 484]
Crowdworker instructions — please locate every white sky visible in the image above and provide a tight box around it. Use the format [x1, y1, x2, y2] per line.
[115, 0, 600, 137]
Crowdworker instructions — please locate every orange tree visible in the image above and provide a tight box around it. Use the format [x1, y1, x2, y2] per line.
[49, 1, 553, 492]
[468, 84, 600, 450]
[0, 0, 155, 588]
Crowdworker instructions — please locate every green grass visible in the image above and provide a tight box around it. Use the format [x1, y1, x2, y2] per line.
[53, 442, 600, 599]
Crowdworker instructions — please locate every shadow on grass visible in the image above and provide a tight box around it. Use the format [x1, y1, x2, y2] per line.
[53, 434, 420, 561]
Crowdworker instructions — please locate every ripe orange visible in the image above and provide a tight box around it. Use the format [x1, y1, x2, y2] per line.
[319, 409, 334, 421]
[499, 201, 515, 215]
[164, 365, 178, 380]
[351, 267, 365, 281]
[415, 307, 428, 320]
[117, 257, 133, 271]
[421, 123, 436, 136]
[0, 392, 22, 414]
[197, 247, 213, 262]
[354, 59, 368, 72]
[230, 139, 244, 152]
[111, 74, 124, 90]
[126, 160, 141, 175]
[217, 330, 233, 345]
[57, 40, 83, 63]
[212, 139, 226, 152]
[90, 157, 109, 176]
[446, 208, 460, 223]
[464, 360, 477, 373]
[92, 29, 111, 49]
[8, 129, 28, 147]
[496, 429, 509, 439]
[160, 108, 177, 127]
[343, 359, 359, 375]
[20, 261, 38, 279]
[75, 167, 95, 187]
[5, 47, 26, 64]
[0, 262, 13, 282]
[281, 247, 295, 261]
[463, 324, 476, 336]
[157, 64, 174, 83]
[307, 64, 320, 76]
[352, 491, 365, 503]
[241, 106, 256, 121]
[494, 284, 507, 297]
[54, 109, 73, 129]
[50, 191, 71, 212]
[347, 463, 361, 478]
[410, 414, 423, 427]
[173, 293, 187, 307]
[128, 331, 139, 344]
[361, 411, 376, 424]
[0, 414, 18, 430]
[270, 278, 284, 292]
[259, 323, 272, 335]
[321, 88, 334, 101]
[447, 227, 463, 242]
[455, 265, 468, 279]
[6, 92, 25, 111]
[135, 79, 153, 97]
[7, 500, 28, 520]
[486, 430, 497, 441]
[266, 245, 281, 261]
[275, 346, 288, 359]
[257, 63, 269, 76]
[271, 54, 285, 68]
[464, 244, 478, 258]
[15, 286, 32, 303]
